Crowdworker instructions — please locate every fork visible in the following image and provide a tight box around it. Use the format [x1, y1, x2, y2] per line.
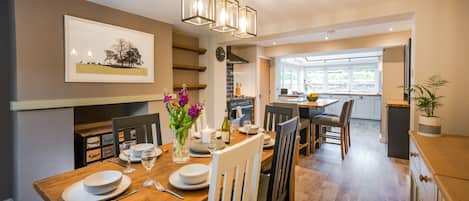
[154, 182, 184, 200]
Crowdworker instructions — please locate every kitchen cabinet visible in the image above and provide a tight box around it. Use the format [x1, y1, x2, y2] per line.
[409, 132, 469, 201]
[322, 94, 381, 120]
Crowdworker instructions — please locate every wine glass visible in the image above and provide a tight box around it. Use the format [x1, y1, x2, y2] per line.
[121, 141, 136, 174]
[243, 120, 252, 132]
[207, 131, 217, 156]
[141, 147, 157, 187]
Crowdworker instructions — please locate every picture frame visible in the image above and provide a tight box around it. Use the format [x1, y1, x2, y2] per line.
[64, 15, 155, 83]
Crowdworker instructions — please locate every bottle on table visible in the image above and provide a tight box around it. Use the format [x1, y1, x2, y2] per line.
[221, 109, 231, 144]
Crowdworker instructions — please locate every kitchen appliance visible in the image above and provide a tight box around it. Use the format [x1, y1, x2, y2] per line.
[227, 98, 254, 124]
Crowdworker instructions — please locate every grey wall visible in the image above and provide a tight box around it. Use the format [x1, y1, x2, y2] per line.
[0, 0, 15, 199]
[15, 109, 75, 201]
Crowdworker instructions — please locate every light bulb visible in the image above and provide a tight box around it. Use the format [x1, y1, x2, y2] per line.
[87, 51, 93, 57]
[70, 48, 77, 56]
[239, 17, 247, 32]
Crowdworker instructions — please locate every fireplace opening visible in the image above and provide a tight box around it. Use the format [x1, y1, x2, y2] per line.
[73, 102, 148, 168]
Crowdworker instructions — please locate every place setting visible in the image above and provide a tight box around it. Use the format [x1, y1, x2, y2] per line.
[62, 143, 162, 201]
[190, 128, 226, 158]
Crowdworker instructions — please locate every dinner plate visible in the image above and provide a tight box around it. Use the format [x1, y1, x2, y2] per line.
[169, 168, 211, 190]
[238, 127, 265, 134]
[119, 147, 163, 162]
[263, 139, 275, 148]
[62, 175, 131, 201]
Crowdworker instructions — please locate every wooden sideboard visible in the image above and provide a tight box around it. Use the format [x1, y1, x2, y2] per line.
[409, 131, 469, 201]
[74, 121, 132, 168]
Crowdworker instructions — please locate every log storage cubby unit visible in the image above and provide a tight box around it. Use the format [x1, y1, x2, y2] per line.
[172, 32, 207, 103]
[74, 121, 136, 168]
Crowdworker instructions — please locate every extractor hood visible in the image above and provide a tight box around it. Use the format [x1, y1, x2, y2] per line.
[227, 46, 249, 64]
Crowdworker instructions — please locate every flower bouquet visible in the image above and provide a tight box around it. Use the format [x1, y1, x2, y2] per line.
[164, 86, 203, 163]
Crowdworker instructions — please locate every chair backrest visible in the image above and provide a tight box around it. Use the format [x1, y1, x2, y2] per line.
[271, 102, 300, 117]
[208, 134, 264, 201]
[347, 99, 354, 123]
[267, 116, 299, 201]
[112, 113, 162, 156]
[263, 105, 293, 132]
[338, 101, 351, 127]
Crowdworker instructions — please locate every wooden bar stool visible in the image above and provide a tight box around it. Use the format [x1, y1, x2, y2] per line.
[311, 101, 352, 160]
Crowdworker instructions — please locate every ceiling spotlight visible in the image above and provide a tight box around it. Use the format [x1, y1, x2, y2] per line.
[389, 27, 393, 31]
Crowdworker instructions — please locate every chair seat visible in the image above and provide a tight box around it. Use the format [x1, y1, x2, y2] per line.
[312, 114, 342, 127]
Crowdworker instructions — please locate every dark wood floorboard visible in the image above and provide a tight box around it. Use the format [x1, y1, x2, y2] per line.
[295, 119, 409, 201]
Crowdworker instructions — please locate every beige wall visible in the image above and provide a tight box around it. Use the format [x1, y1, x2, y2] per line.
[264, 31, 411, 58]
[14, 0, 173, 100]
[381, 46, 406, 142]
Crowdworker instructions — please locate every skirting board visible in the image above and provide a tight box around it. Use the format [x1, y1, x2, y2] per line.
[10, 94, 170, 111]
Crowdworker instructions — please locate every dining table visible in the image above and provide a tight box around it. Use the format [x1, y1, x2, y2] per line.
[33, 130, 279, 201]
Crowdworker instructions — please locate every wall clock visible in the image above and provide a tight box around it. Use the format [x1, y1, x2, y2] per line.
[216, 47, 225, 62]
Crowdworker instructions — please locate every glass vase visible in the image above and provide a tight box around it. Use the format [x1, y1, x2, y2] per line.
[172, 128, 190, 163]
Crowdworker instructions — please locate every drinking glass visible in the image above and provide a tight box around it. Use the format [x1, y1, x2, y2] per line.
[121, 141, 136, 174]
[141, 147, 157, 187]
[243, 120, 252, 131]
[207, 131, 217, 156]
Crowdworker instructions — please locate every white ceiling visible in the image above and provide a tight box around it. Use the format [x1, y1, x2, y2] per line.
[89, 0, 413, 46]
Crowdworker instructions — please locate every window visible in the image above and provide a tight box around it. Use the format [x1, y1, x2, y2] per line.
[278, 53, 381, 95]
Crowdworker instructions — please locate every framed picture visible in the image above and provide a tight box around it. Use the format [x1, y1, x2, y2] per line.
[64, 15, 154, 83]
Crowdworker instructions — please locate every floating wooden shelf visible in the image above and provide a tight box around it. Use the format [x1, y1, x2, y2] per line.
[173, 64, 207, 72]
[173, 84, 207, 90]
[173, 44, 207, 54]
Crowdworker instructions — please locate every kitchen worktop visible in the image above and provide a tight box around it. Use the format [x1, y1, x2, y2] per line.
[410, 131, 469, 201]
[386, 100, 410, 108]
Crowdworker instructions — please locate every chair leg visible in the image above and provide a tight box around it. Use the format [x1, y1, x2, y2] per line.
[311, 123, 315, 154]
[306, 124, 311, 156]
[348, 122, 351, 147]
[340, 128, 345, 160]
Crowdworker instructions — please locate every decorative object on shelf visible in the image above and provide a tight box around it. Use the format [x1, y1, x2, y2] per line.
[232, 6, 257, 38]
[64, 15, 154, 83]
[209, 0, 239, 32]
[164, 85, 204, 163]
[216, 47, 225, 62]
[181, 0, 215, 26]
[306, 92, 319, 102]
[404, 75, 448, 137]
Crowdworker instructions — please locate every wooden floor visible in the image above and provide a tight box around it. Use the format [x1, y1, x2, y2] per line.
[295, 119, 409, 201]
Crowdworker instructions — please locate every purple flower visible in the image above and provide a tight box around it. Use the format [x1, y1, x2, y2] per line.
[188, 103, 204, 119]
[178, 88, 189, 106]
[163, 95, 172, 110]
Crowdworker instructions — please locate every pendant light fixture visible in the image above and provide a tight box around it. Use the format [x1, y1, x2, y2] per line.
[232, 5, 256, 38]
[209, 0, 239, 32]
[181, 0, 215, 26]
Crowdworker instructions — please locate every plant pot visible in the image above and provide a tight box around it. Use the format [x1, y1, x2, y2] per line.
[418, 116, 442, 137]
[172, 128, 190, 163]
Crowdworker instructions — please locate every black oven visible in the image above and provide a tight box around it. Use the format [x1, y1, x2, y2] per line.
[227, 98, 254, 124]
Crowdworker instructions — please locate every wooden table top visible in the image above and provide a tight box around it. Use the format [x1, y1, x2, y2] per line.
[275, 98, 339, 109]
[33, 131, 275, 201]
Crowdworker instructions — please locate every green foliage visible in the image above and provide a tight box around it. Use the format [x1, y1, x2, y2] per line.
[404, 75, 448, 117]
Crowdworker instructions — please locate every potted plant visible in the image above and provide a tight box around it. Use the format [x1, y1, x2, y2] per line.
[164, 85, 204, 163]
[406, 75, 448, 137]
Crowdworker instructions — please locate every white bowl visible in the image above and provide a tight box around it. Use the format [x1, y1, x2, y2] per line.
[132, 143, 154, 158]
[178, 164, 210, 185]
[246, 125, 260, 133]
[263, 134, 272, 142]
[83, 170, 122, 195]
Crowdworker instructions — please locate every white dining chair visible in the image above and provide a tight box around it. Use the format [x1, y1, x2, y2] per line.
[208, 134, 264, 201]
